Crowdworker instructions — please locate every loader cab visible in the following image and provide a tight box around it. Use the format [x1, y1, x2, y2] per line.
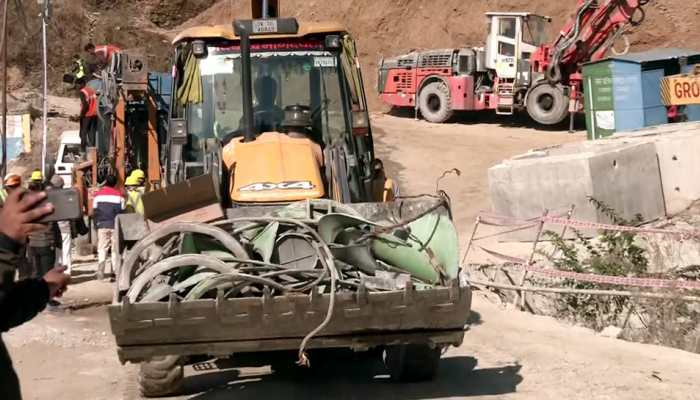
[485, 12, 550, 84]
[168, 20, 381, 205]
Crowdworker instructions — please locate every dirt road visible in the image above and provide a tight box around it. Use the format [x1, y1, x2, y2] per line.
[6, 115, 699, 400]
[371, 112, 583, 237]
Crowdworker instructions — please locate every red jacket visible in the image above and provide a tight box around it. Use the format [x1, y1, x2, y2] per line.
[94, 45, 121, 65]
[80, 86, 97, 118]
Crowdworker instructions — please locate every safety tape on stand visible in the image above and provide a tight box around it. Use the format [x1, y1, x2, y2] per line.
[473, 246, 700, 290]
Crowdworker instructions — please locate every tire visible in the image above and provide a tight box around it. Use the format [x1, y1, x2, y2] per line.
[526, 83, 569, 126]
[418, 81, 454, 123]
[138, 356, 184, 397]
[384, 344, 441, 382]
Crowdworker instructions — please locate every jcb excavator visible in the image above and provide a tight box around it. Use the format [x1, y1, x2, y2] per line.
[108, 1, 471, 397]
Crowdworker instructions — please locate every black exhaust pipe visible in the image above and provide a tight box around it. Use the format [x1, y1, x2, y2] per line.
[234, 20, 256, 143]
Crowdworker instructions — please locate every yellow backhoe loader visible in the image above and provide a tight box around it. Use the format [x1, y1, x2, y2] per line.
[107, 1, 471, 396]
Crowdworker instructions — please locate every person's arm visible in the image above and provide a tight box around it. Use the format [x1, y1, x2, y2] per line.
[0, 190, 70, 332]
[0, 235, 49, 332]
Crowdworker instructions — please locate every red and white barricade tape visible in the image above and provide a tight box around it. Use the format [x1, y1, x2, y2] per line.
[477, 211, 700, 239]
[473, 246, 700, 290]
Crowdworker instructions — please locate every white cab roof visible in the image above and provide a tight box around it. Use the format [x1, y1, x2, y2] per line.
[60, 130, 81, 144]
[485, 12, 549, 19]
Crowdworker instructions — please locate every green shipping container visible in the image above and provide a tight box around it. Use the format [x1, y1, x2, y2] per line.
[583, 48, 700, 140]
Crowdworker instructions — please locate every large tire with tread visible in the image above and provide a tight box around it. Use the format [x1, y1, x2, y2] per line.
[419, 81, 453, 123]
[138, 356, 184, 397]
[526, 83, 569, 126]
[384, 344, 441, 382]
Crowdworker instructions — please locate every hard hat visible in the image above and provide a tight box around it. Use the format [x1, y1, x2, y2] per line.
[125, 175, 139, 186]
[30, 170, 43, 182]
[3, 173, 21, 188]
[130, 169, 145, 180]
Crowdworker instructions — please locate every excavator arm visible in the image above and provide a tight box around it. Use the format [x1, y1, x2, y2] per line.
[533, 0, 648, 83]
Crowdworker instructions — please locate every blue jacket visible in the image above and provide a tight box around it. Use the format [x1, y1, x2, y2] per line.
[93, 186, 124, 229]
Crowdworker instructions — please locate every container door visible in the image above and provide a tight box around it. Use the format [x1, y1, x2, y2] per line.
[641, 68, 668, 127]
[583, 62, 616, 140]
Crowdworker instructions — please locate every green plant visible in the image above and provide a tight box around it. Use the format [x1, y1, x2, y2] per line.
[539, 198, 649, 330]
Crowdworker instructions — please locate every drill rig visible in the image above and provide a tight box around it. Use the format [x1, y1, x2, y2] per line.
[378, 0, 649, 125]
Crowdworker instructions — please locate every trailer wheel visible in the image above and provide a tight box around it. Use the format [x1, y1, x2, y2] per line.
[526, 83, 569, 126]
[419, 81, 453, 123]
[384, 344, 441, 382]
[138, 356, 184, 397]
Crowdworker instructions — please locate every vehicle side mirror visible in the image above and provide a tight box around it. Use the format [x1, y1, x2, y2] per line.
[352, 110, 369, 136]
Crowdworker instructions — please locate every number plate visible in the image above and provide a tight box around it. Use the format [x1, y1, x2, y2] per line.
[252, 19, 278, 34]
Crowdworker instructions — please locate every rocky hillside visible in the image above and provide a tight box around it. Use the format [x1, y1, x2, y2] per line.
[187, 0, 700, 108]
[6, 0, 700, 106]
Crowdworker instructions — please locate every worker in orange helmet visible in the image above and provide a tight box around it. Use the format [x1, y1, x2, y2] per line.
[0, 174, 22, 207]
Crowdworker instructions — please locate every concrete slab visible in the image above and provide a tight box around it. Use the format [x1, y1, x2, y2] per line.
[654, 134, 700, 214]
[489, 138, 669, 241]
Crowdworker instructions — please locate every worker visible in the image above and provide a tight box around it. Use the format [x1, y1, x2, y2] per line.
[71, 54, 87, 83]
[124, 175, 144, 215]
[26, 172, 61, 298]
[0, 188, 70, 400]
[3, 174, 21, 191]
[28, 170, 43, 189]
[78, 78, 98, 152]
[131, 169, 146, 186]
[85, 43, 122, 71]
[0, 173, 21, 205]
[253, 75, 284, 132]
[2, 174, 30, 279]
[47, 175, 75, 275]
[280, 105, 323, 166]
[93, 175, 124, 280]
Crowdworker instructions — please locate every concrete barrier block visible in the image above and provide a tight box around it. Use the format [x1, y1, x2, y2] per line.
[488, 142, 665, 241]
[653, 134, 700, 215]
[588, 142, 666, 222]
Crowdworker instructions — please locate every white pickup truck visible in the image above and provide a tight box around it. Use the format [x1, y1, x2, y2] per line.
[53, 131, 82, 188]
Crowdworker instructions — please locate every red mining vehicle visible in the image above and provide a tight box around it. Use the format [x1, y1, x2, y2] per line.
[378, 0, 649, 126]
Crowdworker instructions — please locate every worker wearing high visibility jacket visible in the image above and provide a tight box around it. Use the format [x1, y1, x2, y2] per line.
[71, 55, 87, 81]
[124, 175, 145, 215]
[78, 80, 98, 152]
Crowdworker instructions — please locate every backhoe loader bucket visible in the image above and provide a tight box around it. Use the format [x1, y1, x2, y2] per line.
[142, 173, 224, 225]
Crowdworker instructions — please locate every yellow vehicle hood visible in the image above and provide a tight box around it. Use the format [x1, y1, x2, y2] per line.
[223, 132, 325, 203]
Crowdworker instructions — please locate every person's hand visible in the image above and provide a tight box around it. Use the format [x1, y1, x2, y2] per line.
[43, 266, 70, 298]
[0, 189, 53, 243]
